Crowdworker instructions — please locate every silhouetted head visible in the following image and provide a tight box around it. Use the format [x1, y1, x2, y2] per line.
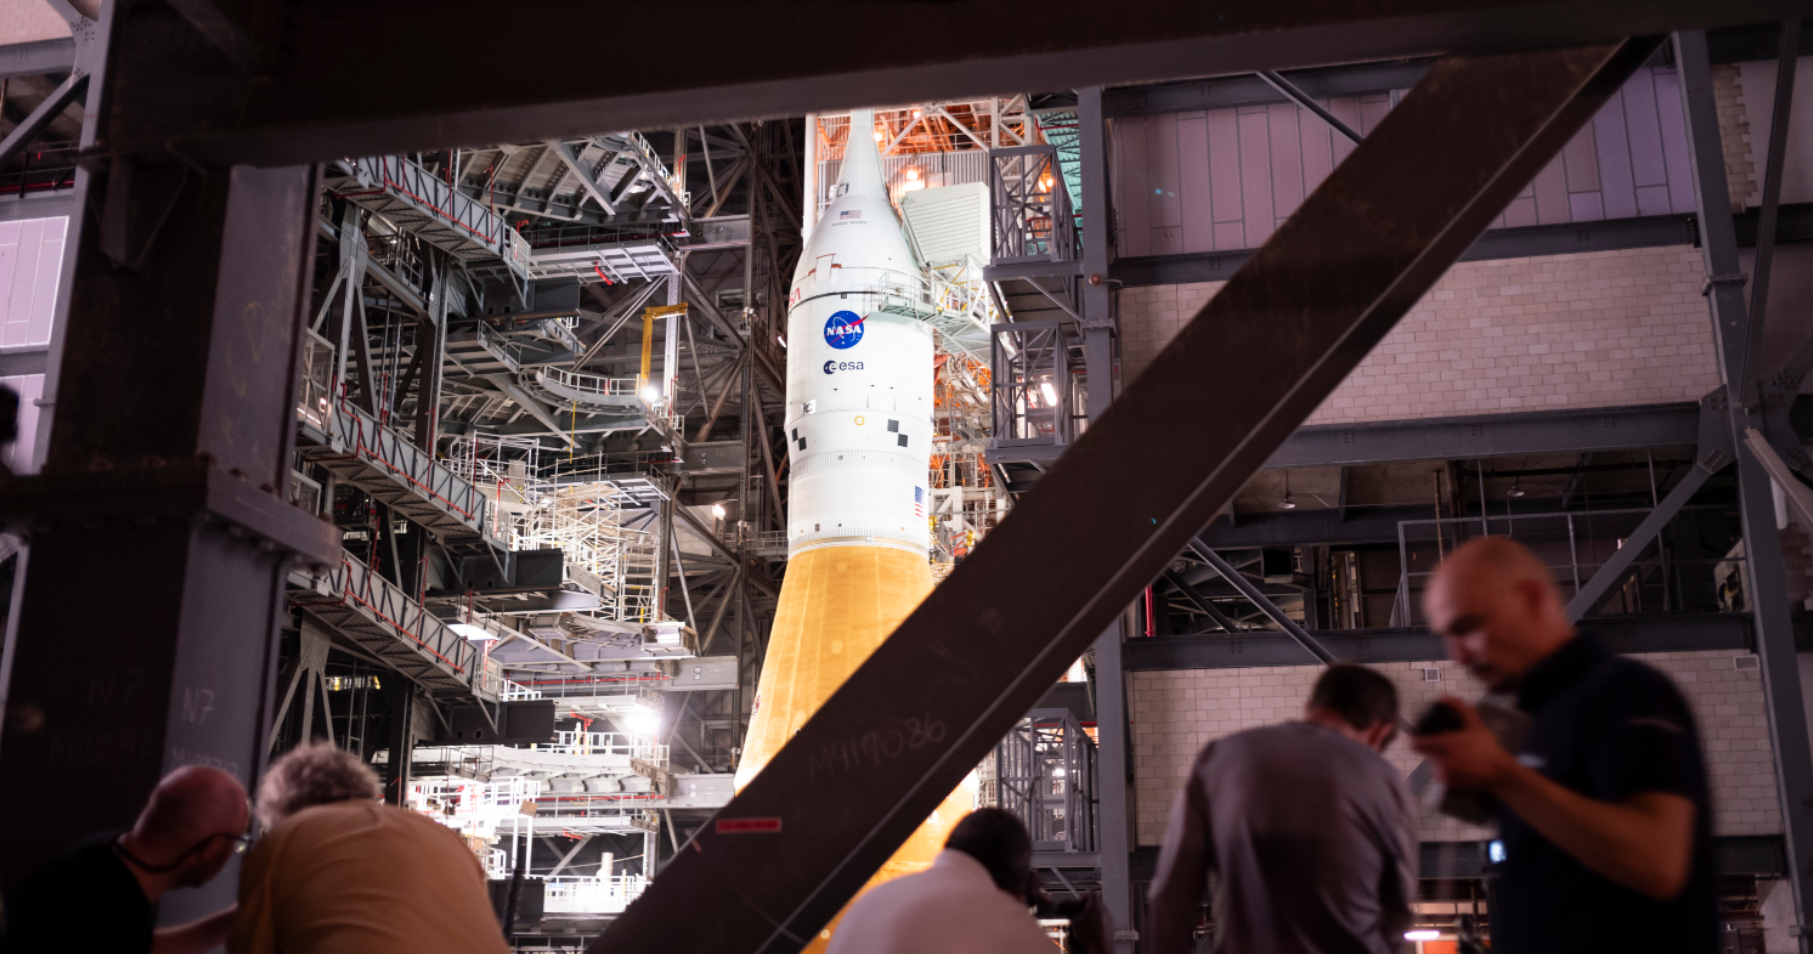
[1305, 664, 1400, 752]
[1423, 536, 1574, 691]
[127, 766, 249, 890]
[945, 808, 1032, 896]
[257, 743, 382, 829]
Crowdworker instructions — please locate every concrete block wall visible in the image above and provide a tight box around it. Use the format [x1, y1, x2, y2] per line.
[1128, 650, 1780, 847]
[0, 1, 70, 45]
[1116, 245, 1720, 422]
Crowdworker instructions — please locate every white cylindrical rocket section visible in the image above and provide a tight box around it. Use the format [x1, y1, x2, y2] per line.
[784, 109, 933, 557]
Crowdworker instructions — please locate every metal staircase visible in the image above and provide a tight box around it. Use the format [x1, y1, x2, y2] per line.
[295, 332, 509, 555]
[326, 156, 530, 283]
[290, 551, 501, 701]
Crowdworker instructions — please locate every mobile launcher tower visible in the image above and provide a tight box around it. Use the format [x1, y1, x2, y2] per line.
[733, 107, 975, 946]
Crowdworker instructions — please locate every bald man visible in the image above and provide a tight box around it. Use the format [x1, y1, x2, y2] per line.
[5, 765, 249, 954]
[1412, 537, 1712, 954]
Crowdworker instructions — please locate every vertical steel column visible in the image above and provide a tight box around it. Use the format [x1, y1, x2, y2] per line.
[598, 40, 1658, 954]
[1076, 84, 1135, 952]
[384, 677, 416, 806]
[25, 0, 110, 472]
[0, 106, 332, 944]
[1674, 30, 1813, 947]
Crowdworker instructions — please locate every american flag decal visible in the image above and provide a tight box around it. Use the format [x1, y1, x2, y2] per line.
[914, 486, 924, 518]
[840, 209, 861, 219]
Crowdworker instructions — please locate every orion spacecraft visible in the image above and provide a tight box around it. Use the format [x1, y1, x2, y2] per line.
[732, 107, 974, 947]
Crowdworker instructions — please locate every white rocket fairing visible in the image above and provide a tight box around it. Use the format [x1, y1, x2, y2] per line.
[782, 109, 934, 557]
[733, 109, 971, 951]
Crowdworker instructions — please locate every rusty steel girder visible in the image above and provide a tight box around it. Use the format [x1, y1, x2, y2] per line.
[594, 35, 1663, 954]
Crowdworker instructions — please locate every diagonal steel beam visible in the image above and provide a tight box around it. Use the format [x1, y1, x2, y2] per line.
[546, 138, 618, 216]
[1258, 70, 1363, 143]
[1161, 569, 1245, 633]
[1564, 391, 1731, 621]
[594, 38, 1660, 954]
[1188, 542, 1337, 664]
[1745, 429, 1813, 531]
[0, 69, 85, 172]
[1740, 18, 1799, 396]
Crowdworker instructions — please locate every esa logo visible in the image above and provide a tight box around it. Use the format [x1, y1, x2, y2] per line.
[823, 360, 864, 375]
[824, 310, 864, 349]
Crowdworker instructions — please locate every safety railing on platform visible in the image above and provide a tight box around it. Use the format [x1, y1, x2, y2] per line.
[294, 339, 501, 547]
[293, 552, 487, 694]
[1390, 505, 1744, 626]
[335, 156, 528, 280]
[991, 320, 1084, 450]
[542, 876, 648, 915]
[501, 681, 545, 701]
[415, 775, 542, 818]
[544, 731, 668, 763]
[995, 708, 1096, 854]
[539, 367, 642, 399]
[989, 144, 1076, 266]
[506, 675, 670, 700]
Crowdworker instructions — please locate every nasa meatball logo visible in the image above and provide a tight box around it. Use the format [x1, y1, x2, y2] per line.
[823, 310, 864, 350]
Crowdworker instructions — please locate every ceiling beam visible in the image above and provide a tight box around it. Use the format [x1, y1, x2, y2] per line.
[98, 0, 1803, 166]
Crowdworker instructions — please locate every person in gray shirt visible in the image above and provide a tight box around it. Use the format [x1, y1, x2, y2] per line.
[1147, 664, 1419, 954]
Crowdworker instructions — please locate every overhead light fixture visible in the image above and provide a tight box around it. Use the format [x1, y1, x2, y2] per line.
[1404, 930, 1441, 942]
[711, 502, 727, 519]
[1280, 472, 1298, 510]
[1052, 767, 1066, 778]
[1040, 382, 1058, 405]
[777, 334, 787, 348]
[625, 709, 660, 735]
[1507, 482, 1525, 498]
[451, 623, 496, 642]
[641, 385, 663, 404]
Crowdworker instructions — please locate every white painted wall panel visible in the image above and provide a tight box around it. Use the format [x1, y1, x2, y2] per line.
[0, 216, 65, 348]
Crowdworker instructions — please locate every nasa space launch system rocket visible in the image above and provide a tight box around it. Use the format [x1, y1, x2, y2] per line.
[732, 108, 973, 944]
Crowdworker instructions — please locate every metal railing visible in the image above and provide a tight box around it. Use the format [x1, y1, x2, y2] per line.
[501, 681, 545, 701]
[293, 552, 490, 696]
[335, 156, 528, 279]
[505, 675, 669, 702]
[1391, 505, 1743, 626]
[542, 875, 648, 915]
[989, 145, 1076, 266]
[995, 708, 1096, 854]
[538, 367, 642, 399]
[991, 320, 1084, 449]
[295, 332, 502, 546]
[544, 731, 668, 763]
[414, 776, 542, 818]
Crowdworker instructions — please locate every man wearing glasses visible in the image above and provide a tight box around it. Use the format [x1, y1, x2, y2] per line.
[5, 765, 250, 954]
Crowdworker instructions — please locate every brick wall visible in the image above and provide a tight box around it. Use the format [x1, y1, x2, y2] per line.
[0, 1, 70, 45]
[1117, 246, 1720, 422]
[1716, 64, 1754, 213]
[1128, 650, 1780, 846]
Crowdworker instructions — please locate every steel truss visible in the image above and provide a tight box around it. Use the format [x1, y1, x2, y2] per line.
[600, 37, 1664, 954]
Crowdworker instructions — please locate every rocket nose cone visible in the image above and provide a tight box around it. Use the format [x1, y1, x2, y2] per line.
[839, 107, 887, 199]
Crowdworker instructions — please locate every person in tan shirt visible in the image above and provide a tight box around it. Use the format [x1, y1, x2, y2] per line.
[229, 744, 507, 954]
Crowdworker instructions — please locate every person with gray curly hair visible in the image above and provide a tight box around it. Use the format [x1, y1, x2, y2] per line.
[231, 744, 506, 954]
[255, 743, 382, 829]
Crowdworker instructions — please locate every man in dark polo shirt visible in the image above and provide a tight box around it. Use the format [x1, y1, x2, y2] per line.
[1413, 537, 1713, 953]
[5, 765, 248, 954]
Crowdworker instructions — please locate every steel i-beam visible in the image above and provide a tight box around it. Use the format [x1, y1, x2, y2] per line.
[593, 37, 1661, 954]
